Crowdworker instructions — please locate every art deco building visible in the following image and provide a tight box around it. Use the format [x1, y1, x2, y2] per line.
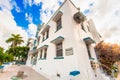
[26, 0, 111, 80]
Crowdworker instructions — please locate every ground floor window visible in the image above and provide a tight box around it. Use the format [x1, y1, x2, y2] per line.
[56, 42, 63, 57]
[40, 50, 42, 59]
[86, 44, 91, 58]
[44, 48, 47, 58]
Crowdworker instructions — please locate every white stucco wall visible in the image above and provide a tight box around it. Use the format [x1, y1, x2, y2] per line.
[26, 0, 107, 80]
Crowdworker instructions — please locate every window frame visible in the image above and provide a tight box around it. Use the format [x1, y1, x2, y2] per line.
[56, 17, 62, 31]
[46, 30, 49, 39]
[56, 42, 63, 57]
[40, 50, 43, 59]
[44, 48, 47, 59]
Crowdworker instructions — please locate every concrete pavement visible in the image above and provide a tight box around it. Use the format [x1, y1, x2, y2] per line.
[0, 65, 48, 80]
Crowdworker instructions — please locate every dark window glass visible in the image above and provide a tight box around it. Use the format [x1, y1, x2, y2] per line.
[86, 44, 91, 58]
[40, 50, 42, 58]
[38, 36, 40, 45]
[44, 48, 47, 58]
[42, 33, 45, 42]
[46, 30, 49, 39]
[81, 24, 86, 32]
[56, 18, 62, 31]
[56, 42, 63, 57]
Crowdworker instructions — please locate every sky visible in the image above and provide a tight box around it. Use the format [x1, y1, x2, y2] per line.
[0, 0, 120, 49]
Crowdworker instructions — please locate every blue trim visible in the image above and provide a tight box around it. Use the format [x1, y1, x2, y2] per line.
[69, 70, 80, 76]
[51, 36, 64, 43]
[54, 56, 64, 59]
[83, 37, 95, 43]
[89, 57, 95, 60]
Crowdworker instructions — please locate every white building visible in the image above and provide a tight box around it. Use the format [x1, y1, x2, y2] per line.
[26, 0, 111, 80]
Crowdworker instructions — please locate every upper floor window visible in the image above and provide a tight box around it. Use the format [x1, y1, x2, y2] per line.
[42, 33, 45, 42]
[44, 48, 47, 59]
[53, 11, 63, 32]
[46, 30, 49, 39]
[40, 50, 43, 59]
[56, 17, 62, 31]
[81, 24, 86, 32]
[41, 25, 50, 42]
[37, 36, 40, 45]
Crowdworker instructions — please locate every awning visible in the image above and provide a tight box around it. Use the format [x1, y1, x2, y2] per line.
[83, 37, 95, 45]
[38, 45, 48, 50]
[51, 36, 64, 44]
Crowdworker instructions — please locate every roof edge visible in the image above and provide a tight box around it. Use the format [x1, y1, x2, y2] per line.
[41, 0, 79, 29]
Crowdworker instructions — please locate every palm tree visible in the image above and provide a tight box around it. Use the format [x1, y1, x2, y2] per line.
[6, 34, 24, 48]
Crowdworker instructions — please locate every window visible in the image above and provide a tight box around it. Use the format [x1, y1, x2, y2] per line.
[87, 26, 90, 32]
[37, 36, 40, 45]
[56, 17, 62, 31]
[86, 44, 91, 58]
[46, 30, 49, 39]
[40, 50, 42, 59]
[56, 42, 63, 57]
[53, 11, 63, 32]
[81, 24, 86, 32]
[42, 30, 49, 42]
[44, 48, 47, 58]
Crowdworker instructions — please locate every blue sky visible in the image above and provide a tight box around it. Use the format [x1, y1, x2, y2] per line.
[0, 0, 120, 49]
[0, 0, 63, 30]
[11, 0, 42, 29]
[3, 0, 90, 30]
[0, 0, 64, 49]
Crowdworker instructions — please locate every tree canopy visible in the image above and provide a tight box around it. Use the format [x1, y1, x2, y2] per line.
[95, 41, 120, 75]
[6, 34, 24, 48]
[6, 46, 29, 61]
[0, 46, 14, 65]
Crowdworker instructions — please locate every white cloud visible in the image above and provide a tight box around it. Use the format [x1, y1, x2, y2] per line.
[27, 23, 37, 38]
[33, 0, 64, 22]
[70, 0, 120, 44]
[23, 0, 64, 22]
[25, 13, 33, 23]
[0, 0, 13, 10]
[0, 1, 28, 49]
[0, 10, 28, 49]
[23, 0, 33, 8]
[0, 0, 21, 12]
[11, 0, 21, 12]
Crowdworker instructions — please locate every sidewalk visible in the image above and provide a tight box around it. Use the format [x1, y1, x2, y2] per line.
[0, 65, 48, 80]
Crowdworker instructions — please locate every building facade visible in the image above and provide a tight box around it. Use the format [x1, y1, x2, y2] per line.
[26, 0, 110, 80]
